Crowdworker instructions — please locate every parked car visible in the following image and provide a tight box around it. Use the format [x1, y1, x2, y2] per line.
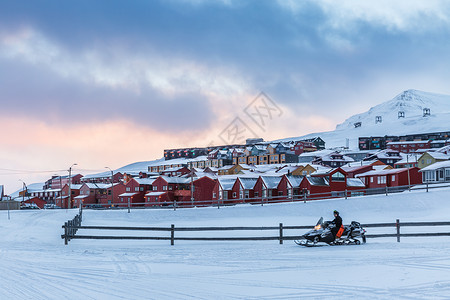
[84, 204, 104, 209]
[44, 204, 61, 209]
[20, 203, 40, 209]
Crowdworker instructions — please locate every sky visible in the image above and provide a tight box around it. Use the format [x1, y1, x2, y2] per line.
[1, 0, 450, 193]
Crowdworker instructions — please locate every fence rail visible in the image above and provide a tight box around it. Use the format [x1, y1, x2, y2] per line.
[61, 219, 450, 245]
[62, 210, 83, 245]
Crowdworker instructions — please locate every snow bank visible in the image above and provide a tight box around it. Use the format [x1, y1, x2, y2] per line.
[1, 188, 450, 299]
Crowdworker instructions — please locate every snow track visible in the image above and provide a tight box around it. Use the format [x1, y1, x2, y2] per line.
[1, 188, 450, 299]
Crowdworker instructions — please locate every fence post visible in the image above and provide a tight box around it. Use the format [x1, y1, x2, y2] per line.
[171, 224, 175, 246]
[426, 182, 429, 192]
[217, 199, 220, 209]
[396, 219, 400, 243]
[303, 193, 307, 203]
[279, 223, 283, 244]
[64, 222, 68, 245]
[127, 198, 131, 213]
[345, 189, 348, 199]
[173, 200, 177, 211]
[385, 186, 388, 196]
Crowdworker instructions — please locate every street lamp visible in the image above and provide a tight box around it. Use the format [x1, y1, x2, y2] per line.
[18, 179, 27, 202]
[68, 163, 77, 209]
[105, 167, 114, 207]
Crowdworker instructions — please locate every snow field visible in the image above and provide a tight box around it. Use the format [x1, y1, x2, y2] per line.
[1, 187, 450, 299]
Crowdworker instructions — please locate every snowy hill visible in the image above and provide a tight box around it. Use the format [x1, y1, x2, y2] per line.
[276, 90, 450, 149]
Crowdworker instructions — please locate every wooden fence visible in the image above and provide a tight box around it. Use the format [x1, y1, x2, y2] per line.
[62, 210, 83, 245]
[61, 219, 450, 245]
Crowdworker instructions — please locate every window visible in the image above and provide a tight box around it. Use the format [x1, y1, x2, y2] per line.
[331, 172, 345, 181]
[278, 191, 283, 196]
[135, 187, 139, 192]
[370, 177, 374, 183]
[163, 186, 167, 191]
[245, 191, 249, 198]
[126, 187, 130, 192]
[377, 176, 386, 184]
[392, 175, 396, 182]
[169, 186, 173, 190]
[233, 192, 237, 198]
[213, 192, 216, 198]
[255, 191, 259, 197]
[153, 186, 157, 191]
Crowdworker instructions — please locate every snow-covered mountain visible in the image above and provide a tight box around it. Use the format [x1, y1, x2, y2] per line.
[276, 89, 450, 149]
[336, 89, 450, 130]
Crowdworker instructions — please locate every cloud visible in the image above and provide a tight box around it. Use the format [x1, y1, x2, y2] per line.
[279, 0, 450, 32]
[0, 28, 254, 132]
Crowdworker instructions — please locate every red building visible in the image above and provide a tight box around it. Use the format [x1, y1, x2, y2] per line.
[253, 176, 281, 201]
[212, 177, 237, 205]
[21, 197, 46, 209]
[300, 168, 366, 199]
[291, 141, 317, 155]
[45, 174, 83, 190]
[118, 178, 155, 207]
[145, 176, 190, 206]
[276, 175, 303, 201]
[80, 172, 123, 184]
[387, 140, 431, 154]
[57, 184, 82, 208]
[356, 167, 422, 189]
[341, 165, 374, 178]
[160, 167, 191, 177]
[230, 177, 257, 203]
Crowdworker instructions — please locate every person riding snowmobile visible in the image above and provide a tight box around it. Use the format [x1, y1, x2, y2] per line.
[330, 210, 344, 240]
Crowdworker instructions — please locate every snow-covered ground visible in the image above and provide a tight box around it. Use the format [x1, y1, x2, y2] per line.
[2, 188, 450, 299]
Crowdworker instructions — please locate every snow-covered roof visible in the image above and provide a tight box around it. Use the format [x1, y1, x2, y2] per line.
[356, 168, 411, 177]
[238, 178, 258, 190]
[118, 192, 139, 197]
[420, 160, 450, 171]
[286, 175, 303, 187]
[260, 176, 282, 189]
[387, 140, 430, 145]
[341, 165, 372, 173]
[369, 149, 402, 159]
[74, 195, 90, 199]
[82, 170, 120, 180]
[346, 178, 366, 187]
[134, 178, 156, 185]
[218, 178, 237, 191]
[299, 149, 333, 158]
[394, 154, 419, 164]
[145, 192, 167, 197]
[427, 152, 450, 160]
[306, 176, 329, 186]
[159, 176, 190, 184]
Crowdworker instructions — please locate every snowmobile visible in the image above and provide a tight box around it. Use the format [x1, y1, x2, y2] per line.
[295, 217, 366, 247]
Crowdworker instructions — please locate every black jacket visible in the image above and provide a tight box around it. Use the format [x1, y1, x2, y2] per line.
[331, 215, 342, 229]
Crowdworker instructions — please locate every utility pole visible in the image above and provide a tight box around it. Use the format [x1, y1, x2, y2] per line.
[59, 176, 63, 206]
[406, 154, 411, 191]
[105, 167, 114, 207]
[68, 163, 77, 209]
[190, 162, 194, 207]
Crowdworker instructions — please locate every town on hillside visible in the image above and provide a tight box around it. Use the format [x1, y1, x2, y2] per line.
[2, 130, 450, 210]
